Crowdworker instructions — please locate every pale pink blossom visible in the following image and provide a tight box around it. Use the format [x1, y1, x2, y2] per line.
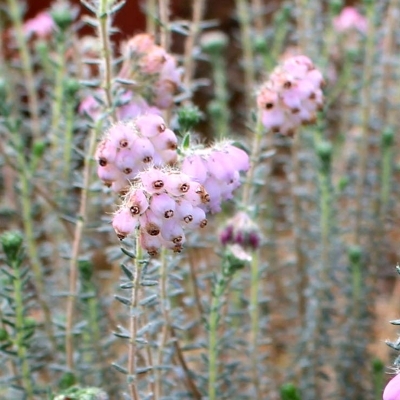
[383, 373, 400, 400]
[333, 7, 368, 34]
[23, 12, 55, 38]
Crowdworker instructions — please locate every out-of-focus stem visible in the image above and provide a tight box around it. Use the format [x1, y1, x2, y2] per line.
[127, 236, 142, 400]
[14, 138, 56, 352]
[242, 111, 264, 205]
[50, 36, 66, 156]
[155, 247, 169, 399]
[210, 52, 230, 140]
[159, 0, 170, 50]
[353, 2, 376, 245]
[291, 133, 307, 321]
[98, 0, 117, 122]
[251, 0, 264, 33]
[12, 258, 34, 400]
[65, 124, 99, 371]
[6, 0, 41, 139]
[183, 0, 206, 91]
[249, 249, 261, 399]
[208, 275, 227, 400]
[235, 0, 256, 111]
[146, 0, 157, 37]
[63, 99, 75, 185]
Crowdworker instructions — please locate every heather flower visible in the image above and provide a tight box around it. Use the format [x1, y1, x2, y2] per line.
[119, 33, 182, 109]
[383, 373, 400, 400]
[219, 211, 261, 250]
[23, 12, 55, 39]
[95, 117, 178, 193]
[333, 7, 368, 34]
[257, 55, 324, 137]
[112, 167, 210, 255]
[181, 142, 250, 213]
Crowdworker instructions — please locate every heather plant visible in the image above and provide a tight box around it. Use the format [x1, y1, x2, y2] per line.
[1, 0, 400, 399]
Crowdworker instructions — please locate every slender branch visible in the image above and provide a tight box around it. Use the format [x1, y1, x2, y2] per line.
[127, 236, 142, 400]
[158, 0, 170, 50]
[65, 124, 99, 371]
[6, 0, 41, 139]
[183, 0, 206, 91]
[235, 0, 256, 111]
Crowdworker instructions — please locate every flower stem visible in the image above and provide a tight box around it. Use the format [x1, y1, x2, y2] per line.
[249, 249, 261, 399]
[155, 247, 169, 399]
[127, 236, 142, 400]
[235, 0, 256, 111]
[353, 1, 376, 246]
[65, 124, 99, 371]
[6, 0, 41, 139]
[11, 255, 34, 399]
[98, 0, 117, 122]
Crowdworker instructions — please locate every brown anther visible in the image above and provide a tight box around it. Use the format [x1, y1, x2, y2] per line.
[148, 249, 158, 257]
[180, 183, 190, 193]
[168, 141, 177, 150]
[265, 102, 274, 110]
[116, 233, 126, 240]
[173, 245, 182, 253]
[146, 223, 160, 236]
[291, 108, 300, 114]
[184, 215, 193, 223]
[309, 92, 316, 100]
[153, 180, 164, 189]
[130, 205, 140, 215]
[200, 219, 208, 228]
[202, 193, 210, 203]
[164, 210, 174, 218]
[99, 158, 107, 167]
[123, 168, 132, 174]
[286, 130, 295, 138]
[120, 139, 129, 148]
[283, 81, 292, 89]
[158, 123, 166, 132]
[272, 126, 280, 133]
[104, 181, 112, 188]
[143, 156, 153, 163]
[172, 236, 183, 244]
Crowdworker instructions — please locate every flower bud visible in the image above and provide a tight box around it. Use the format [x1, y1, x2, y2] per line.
[177, 104, 202, 133]
[0, 231, 24, 262]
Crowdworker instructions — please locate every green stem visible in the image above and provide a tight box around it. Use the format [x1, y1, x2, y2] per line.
[241, 111, 264, 206]
[65, 124, 99, 371]
[155, 247, 169, 399]
[98, 0, 117, 122]
[380, 141, 393, 217]
[128, 236, 142, 400]
[208, 275, 227, 400]
[50, 36, 66, 157]
[63, 99, 76, 185]
[354, 1, 376, 245]
[6, 0, 41, 139]
[235, 0, 256, 110]
[146, 0, 157, 37]
[249, 250, 261, 399]
[13, 136, 56, 352]
[210, 53, 229, 140]
[12, 257, 34, 400]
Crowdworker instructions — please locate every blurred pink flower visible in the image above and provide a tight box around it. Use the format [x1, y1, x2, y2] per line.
[23, 12, 55, 38]
[333, 7, 368, 34]
[383, 373, 400, 400]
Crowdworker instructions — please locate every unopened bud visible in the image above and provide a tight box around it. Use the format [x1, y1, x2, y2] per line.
[0, 231, 24, 262]
[348, 245, 362, 264]
[381, 127, 395, 148]
[200, 31, 228, 55]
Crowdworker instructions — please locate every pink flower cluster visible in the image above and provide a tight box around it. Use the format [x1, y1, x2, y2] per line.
[383, 372, 400, 400]
[257, 55, 324, 137]
[95, 114, 178, 193]
[119, 34, 182, 109]
[181, 142, 250, 213]
[112, 167, 210, 255]
[333, 7, 368, 34]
